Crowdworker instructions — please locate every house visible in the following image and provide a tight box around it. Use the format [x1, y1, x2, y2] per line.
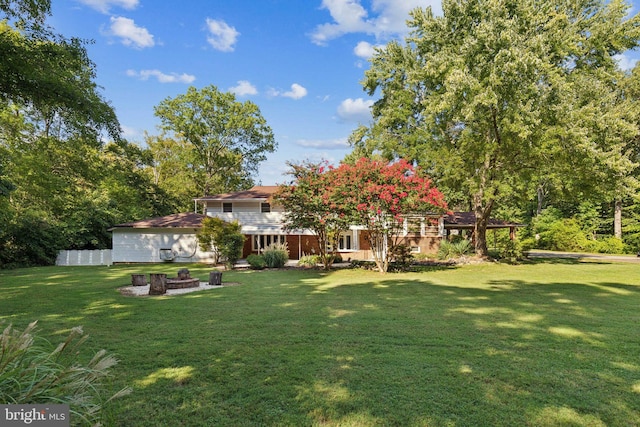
[110, 212, 217, 264]
[194, 186, 444, 260]
[110, 186, 523, 263]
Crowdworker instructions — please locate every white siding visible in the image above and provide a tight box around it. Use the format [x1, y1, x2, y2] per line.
[112, 228, 217, 263]
[205, 201, 284, 213]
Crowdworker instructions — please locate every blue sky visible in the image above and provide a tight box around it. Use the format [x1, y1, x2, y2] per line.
[48, 0, 639, 185]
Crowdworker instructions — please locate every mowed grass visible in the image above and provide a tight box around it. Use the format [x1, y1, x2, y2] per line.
[1, 260, 640, 426]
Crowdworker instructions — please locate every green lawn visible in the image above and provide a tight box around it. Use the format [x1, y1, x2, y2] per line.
[2, 260, 640, 426]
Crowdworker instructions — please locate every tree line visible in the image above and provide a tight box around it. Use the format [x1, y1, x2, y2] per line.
[3, 0, 640, 268]
[0, 1, 275, 267]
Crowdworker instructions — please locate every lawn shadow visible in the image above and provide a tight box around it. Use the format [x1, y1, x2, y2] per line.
[286, 274, 640, 426]
[4, 265, 640, 426]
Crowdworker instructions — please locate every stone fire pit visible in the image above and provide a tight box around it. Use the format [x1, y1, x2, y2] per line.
[165, 268, 200, 289]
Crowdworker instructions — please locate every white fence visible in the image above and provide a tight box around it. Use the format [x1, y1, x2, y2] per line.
[56, 250, 112, 266]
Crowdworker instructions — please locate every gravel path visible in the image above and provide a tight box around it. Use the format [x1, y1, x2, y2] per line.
[119, 282, 224, 297]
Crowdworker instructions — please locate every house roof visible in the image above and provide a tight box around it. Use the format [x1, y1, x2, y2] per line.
[111, 212, 206, 229]
[194, 186, 278, 202]
[444, 212, 525, 229]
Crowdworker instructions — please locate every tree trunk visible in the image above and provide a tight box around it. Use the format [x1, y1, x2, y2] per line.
[614, 199, 622, 239]
[473, 195, 493, 258]
[536, 184, 546, 215]
[149, 273, 167, 295]
[209, 271, 222, 286]
[131, 274, 146, 287]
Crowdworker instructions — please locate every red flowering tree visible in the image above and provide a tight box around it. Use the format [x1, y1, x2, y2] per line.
[332, 158, 447, 273]
[273, 161, 352, 270]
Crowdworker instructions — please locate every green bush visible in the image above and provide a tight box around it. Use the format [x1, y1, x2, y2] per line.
[262, 242, 289, 268]
[498, 238, 524, 262]
[246, 254, 266, 270]
[298, 254, 320, 267]
[329, 253, 343, 263]
[197, 218, 245, 269]
[390, 245, 414, 271]
[537, 218, 590, 251]
[349, 259, 377, 270]
[591, 236, 625, 254]
[0, 321, 131, 425]
[0, 213, 62, 269]
[437, 239, 472, 260]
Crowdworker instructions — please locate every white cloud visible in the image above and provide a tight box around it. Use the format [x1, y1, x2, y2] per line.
[77, 0, 138, 13]
[109, 16, 154, 48]
[614, 53, 638, 71]
[310, 0, 441, 45]
[268, 83, 308, 100]
[126, 69, 195, 84]
[206, 18, 240, 52]
[337, 98, 373, 122]
[229, 80, 258, 96]
[354, 41, 380, 58]
[296, 138, 349, 150]
[282, 83, 308, 99]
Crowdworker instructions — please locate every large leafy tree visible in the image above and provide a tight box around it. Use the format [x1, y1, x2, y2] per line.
[153, 85, 276, 196]
[0, 9, 120, 142]
[356, 0, 640, 257]
[274, 161, 352, 270]
[332, 158, 447, 273]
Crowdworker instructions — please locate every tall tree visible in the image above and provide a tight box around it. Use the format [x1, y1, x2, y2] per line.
[0, 15, 120, 142]
[331, 158, 447, 273]
[144, 133, 203, 211]
[153, 85, 276, 196]
[274, 161, 352, 270]
[356, 0, 640, 257]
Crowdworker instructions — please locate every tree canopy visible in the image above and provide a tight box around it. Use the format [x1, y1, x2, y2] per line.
[354, 0, 640, 257]
[276, 158, 447, 273]
[0, 3, 121, 142]
[153, 85, 276, 196]
[274, 161, 352, 270]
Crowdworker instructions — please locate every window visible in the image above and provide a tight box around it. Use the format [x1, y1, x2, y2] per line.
[410, 246, 421, 253]
[406, 218, 422, 235]
[261, 203, 271, 213]
[252, 235, 286, 251]
[328, 232, 354, 251]
[222, 202, 232, 213]
[338, 234, 352, 250]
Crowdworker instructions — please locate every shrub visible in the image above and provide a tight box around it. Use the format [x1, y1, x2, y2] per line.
[390, 245, 414, 271]
[498, 239, 524, 262]
[350, 259, 377, 270]
[246, 254, 266, 270]
[537, 218, 590, 251]
[0, 213, 62, 269]
[0, 321, 131, 425]
[330, 253, 343, 263]
[437, 239, 472, 260]
[591, 236, 625, 254]
[298, 254, 320, 268]
[197, 218, 245, 269]
[262, 242, 289, 268]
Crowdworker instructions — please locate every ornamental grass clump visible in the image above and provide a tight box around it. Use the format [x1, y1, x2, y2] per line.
[0, 321, 131, 426]
[437, 239, 472, 260]
[262, 242, 289, 268]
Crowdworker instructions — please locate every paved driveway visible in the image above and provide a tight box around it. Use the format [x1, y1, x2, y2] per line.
[526, 250, 640, 264]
